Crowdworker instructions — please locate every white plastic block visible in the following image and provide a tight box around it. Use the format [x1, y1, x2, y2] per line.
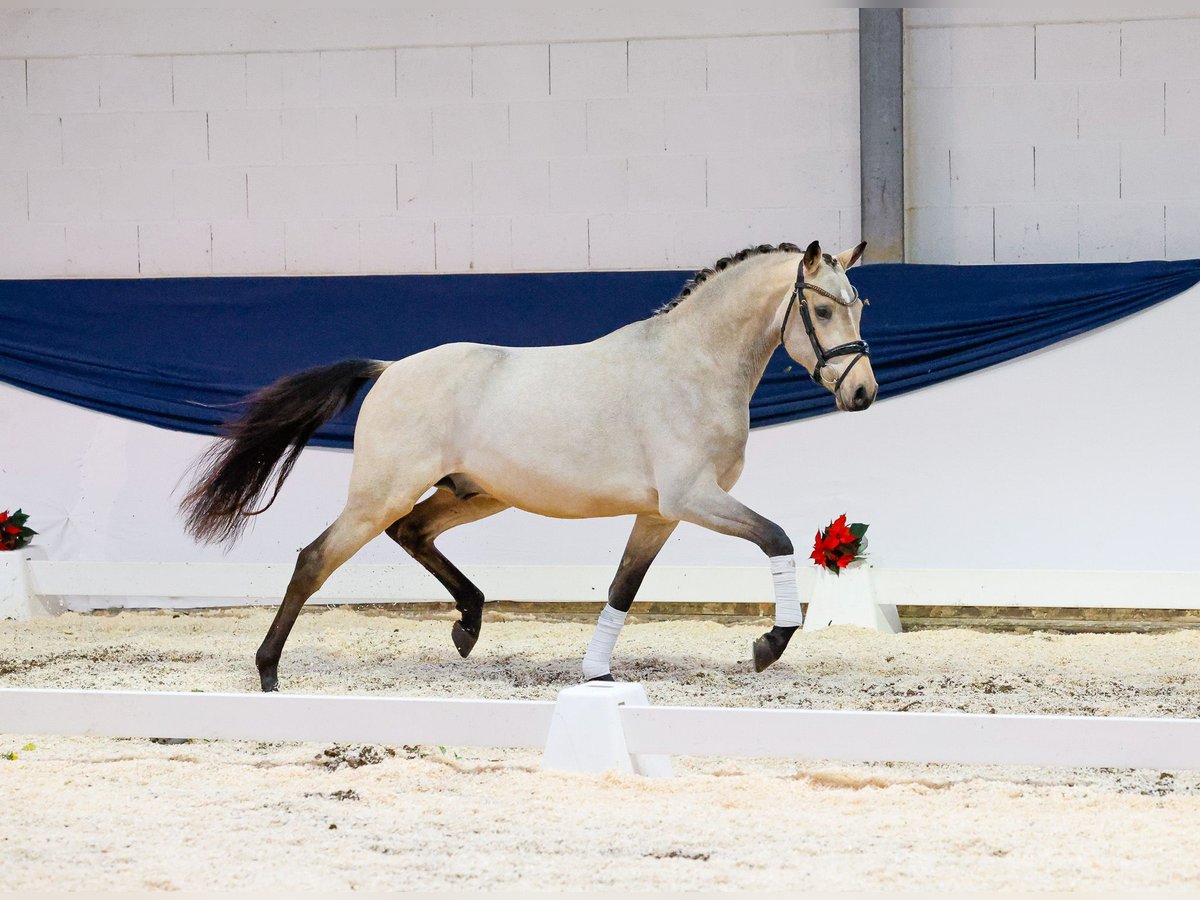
[319, 49, 394, 105]
[1079, 81, 1164, 141]
[172, 54, 246, 109]
[1034, 142, 1119, 202]
[99, 56, 173, 109]
[432, 102, 509, 158]
[586, 212, 673, 269]
[211, 220, 284, 274]
[706, 35, 793, 94]
[209, 110, 282, 164]
[285, 220, 360, 274]
[585, 98, 665, 155]
[1167, 203, 1200, 259]
[65, 222, 139, 275]
[282, 108, 356, 163]
[550, 41, 626, 98]
[395, 160, 471, 216]
[28, 168, 101, 222]
[541, 682, 671, 777]
[0, 550, 60, 620]
[137, 222, 213, 275]
[472, 44, 548, 101]
[951, 25, 1034, 84]
[396, 47, 471, 102]
[473, 158, 549, 215]
[803, 566, 901, 634]
[509, 101, 586, 157]
[994, 202, 1080, 264]
[905, 27, 952, 88]
[249, 164, 396, 219]
[1121, 18, 1200, 81]
[355, 106, 433, 161]
[949, 144, 1034, 205]
[0, 115, 62, 167]
[627, 39, 706, 96]
[511, 213, 588, 270]
[0, 223, 66, 276]
[63, 112, 207, 166]
[1078, 202, 1165, 262]
[549, 157, 627, 213]
[0, 171, 25, 222]
[245, 52, 320, 108]
[906, 206, 995, 265]
[1121, 140, 1200, 202]
[627, 155, 705, 212]
[1167, 82, 1200, 140]
[0, 60, 24, 110]
[359, 217, 435, 273]
[174, 166, 247, 220]
[27, 57, 100, 112]
[1034, 23, 1119, 83]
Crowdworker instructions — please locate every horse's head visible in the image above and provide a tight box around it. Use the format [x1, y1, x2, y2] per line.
[780, 239, 877, 412]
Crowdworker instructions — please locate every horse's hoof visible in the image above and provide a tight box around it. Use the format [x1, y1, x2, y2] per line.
[586, 673, 615, 683]
[752, 625, 799, 673]
[451, 621, 479, 658]
[258, 668, 279, 692]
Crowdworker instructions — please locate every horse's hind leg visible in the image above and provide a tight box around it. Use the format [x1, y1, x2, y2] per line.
[385, 486, 508, 658]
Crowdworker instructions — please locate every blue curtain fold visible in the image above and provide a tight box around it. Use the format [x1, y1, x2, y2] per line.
[2, 260, 1198, 447]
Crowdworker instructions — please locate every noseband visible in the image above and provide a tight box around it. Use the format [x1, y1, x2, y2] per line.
[779, 267, 871, 392]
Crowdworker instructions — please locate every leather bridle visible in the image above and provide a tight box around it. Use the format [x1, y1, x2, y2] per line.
[779, 265, 871, 392]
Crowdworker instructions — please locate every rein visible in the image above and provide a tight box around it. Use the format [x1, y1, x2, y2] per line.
[779, 267, 871, 392]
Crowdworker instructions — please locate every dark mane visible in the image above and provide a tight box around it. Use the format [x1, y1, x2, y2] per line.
[655, 242, 804, 315]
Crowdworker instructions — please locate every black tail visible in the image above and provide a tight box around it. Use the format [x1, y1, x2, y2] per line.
[180, 359, 388, 545]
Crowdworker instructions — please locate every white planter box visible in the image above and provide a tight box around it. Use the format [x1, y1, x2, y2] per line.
[802, 564, 902, 634]
[0, 546, 60, 620]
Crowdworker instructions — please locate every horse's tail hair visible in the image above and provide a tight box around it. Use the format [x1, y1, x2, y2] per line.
[180, 358, 389, 545]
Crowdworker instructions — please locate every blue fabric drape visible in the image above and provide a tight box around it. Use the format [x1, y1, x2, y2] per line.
[2, 260, 1198, 447]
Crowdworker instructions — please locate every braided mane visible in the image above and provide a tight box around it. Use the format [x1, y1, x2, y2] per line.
[655, 242, 803, 316]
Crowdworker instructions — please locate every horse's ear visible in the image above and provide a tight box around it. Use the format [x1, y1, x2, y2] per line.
[802, 240, 822, 274]
[836, 241, 867, 270]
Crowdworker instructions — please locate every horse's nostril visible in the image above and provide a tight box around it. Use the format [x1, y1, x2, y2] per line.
[853, 385, 868, 406]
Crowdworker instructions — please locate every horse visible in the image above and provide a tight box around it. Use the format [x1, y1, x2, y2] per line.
[180, 239, 877, 691]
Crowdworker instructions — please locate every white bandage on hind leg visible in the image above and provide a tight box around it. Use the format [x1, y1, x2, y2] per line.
[582, 604, 628, 680]
[770, 555, 804, 628]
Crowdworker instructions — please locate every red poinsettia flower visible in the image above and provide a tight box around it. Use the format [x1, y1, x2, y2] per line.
[810, 514, 869, 576]
[0, 511, 8, 523]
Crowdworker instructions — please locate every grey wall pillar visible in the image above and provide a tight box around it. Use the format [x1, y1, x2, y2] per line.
[859, 8, 904, 263]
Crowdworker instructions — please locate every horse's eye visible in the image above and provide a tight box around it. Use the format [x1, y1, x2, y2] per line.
[816, 307, 832, 320]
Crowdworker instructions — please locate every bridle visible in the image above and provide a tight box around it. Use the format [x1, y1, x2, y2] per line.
[779, 264, 871, 393]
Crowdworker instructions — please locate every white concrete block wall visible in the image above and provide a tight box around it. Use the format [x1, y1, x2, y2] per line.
[906, 10, 1200, 264]
[0, 9, 859, 278]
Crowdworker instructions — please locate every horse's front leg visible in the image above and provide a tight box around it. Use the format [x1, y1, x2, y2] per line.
[660, 483, 802, 672]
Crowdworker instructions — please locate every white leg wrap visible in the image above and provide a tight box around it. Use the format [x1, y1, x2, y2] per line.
[770, 554, 804, 628]
[582, 604, 628, 680]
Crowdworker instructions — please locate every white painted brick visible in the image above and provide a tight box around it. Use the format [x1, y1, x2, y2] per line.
[62, 112, 206, 166]
[550, 42, 626, 99]
[1167, 203, 1200, 259]
[65, 222, 138, 275]
[1034, 23, 1119, 83]
[1079, 81, 1164, 141]
[1034, 142, 1119, 202]
[1077, 201, 1164, 262]
[991, 83, 1078, 142]
[319, 49, 394, 105]
[174, 167, 246, 220]
[994, 202, 1079, 263]
[587, 212, 674, 269]
[906, 206, 995, 264]
[209, 110, 282, 164]
[0, 60, 24, 110]
[949, 145, 1033, 205]
[472, 158, 548, 215]
[359, 217, 435, 273]
[509, 101, 586, 156]
[904, 86, 995, 150]
[137, 222, 212, 275]
[706, 35, 792, 94]
[906, 145, 952, 208]
[282, 108, 356, 163]
[952, 26, 1034, 84]
[1121, 18, 1200, 81]
[285, 220, 360, 274]
[472, 44, 548, 101]
[28, 168, 100, 222]
[673, 208, 843, 270]
[795, 31, 858, 88]
[248, 164, 396, 219]
[432, 216, 512, 272]
[586, 98, 665, 154]
[433, 217, 471, 271]
[627, 39, 706, 96]
[100, 167, 174, 221]
[628, 155, 705, 212]
[707, 150, 857, 211]
[172, 55, 246, 109]
[99, 56, 172, 109]
[432, 103, 508, 158]
[1121, 140, 1200, 202]
[246, 53, 320, 108]
[1166, 81, 1200, 140]
[0, 171, 26, 222]
[27, 57, 99, 112]
[0, 223, 66, 276]
[211, 220, 285, 274]
[356, 106, 433, 161]
[827, 79, 860, 151]
[665, 94, 830, 155]
[396, 47, 471, 102]
[395, 160, 471, 216]
[549, 157, 627, 213]
[905, 27, 952, 88]
[511, 213, 588, 270]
